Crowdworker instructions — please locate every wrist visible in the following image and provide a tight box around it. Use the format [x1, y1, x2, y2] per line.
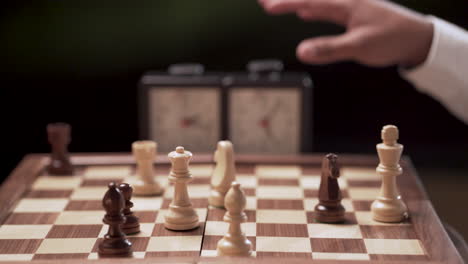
[400, 17, 434, 69]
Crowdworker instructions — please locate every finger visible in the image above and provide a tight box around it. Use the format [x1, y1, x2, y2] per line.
[261, 0, 308, 14]
[263, 0, 352, 25]
[296, 33, 361, 64]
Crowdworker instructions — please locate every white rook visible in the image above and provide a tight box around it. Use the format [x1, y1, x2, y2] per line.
[132, 140, 164, 196]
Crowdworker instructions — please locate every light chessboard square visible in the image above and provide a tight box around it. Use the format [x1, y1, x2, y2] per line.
[131, 197, 163, 211]
[188, 164, 214, 176]
[348, 188, 380, 200]
[307, 224, 362, 239]
[256, 237, 312, 253]
[54, 211, 103, 225]
[255, 165, 302, 179]
[36, 238, 97, 254]
[312, 252, 370, 260]
[236, 176, 258, 188]
[354, 212, 410, 226]
[0, 225, 52, 239]
[256, 186, 303, 199]
[341, 167, 379, 180]
[0, 254, 34, 261]
[364, 239, 425, 255]
[70, 187, 107, 200]
[256, 210, 307, 224]
[32, 176, 82, 190]
[204, 221, 256, 236]
[147, 236, 202, 251]
[163, 185, 210, 199]
[83, 166, 131, 179]
[13, 199, 69, 213]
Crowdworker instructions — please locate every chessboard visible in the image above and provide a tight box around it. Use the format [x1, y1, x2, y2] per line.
[0, 153, 462, 264]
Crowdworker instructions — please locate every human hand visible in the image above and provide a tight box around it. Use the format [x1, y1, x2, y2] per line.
[258, 0, 433, 67]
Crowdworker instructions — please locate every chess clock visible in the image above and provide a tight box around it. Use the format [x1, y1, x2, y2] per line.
[224, 60, 313, 154]
[139, 64, 222, 153]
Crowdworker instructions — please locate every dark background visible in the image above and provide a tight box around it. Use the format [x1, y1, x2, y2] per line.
[1, 0, 467, 238]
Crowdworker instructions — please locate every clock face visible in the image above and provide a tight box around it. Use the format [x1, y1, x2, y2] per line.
[149, 87, 220, 153]
[229, 88, 301, 154]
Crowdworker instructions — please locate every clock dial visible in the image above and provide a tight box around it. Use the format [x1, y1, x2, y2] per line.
[149, 87, 220, 153]
[229, 88, 301, 154]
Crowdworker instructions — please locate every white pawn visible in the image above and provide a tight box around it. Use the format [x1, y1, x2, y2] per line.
[209, 141, 236, 208]
[164, 146, 199, 230]
[371, 125, 408, 222]
[132, 141, 164, 196]
[217, 182, 252, 257]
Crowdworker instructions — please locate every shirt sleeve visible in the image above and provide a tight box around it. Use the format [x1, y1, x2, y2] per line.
[400, 16, 468, 124]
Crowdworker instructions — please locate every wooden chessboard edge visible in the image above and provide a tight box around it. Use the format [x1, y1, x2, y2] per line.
[408, 200, 464, 264]
[0, 257, 447, 264]
[0, 154, 47, 224]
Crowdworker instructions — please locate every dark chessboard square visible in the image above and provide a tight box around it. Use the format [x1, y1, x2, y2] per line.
[306, 212, 357, 225]
[155, 164, 171, 175]
[127, 237, 150, 251]
[243, 188, 256, 196]
[352, 200, 373, 211]
[257, 252, 312, 258]
[46, 225, 102, 238]
[134, 211, 158, 223]
[145, 251, 199, 257]
[310, 238, 366, 253]
[201, 235, 222, 250]
[245, 210, 256, 222]
[360, 225, 418, 239]
[0, 239, 42, 254]
[33, 253, 89, 260]
[25, 190, 73, 198]
[301, 166, 321, 175]
[202, 235, 256, 250]
[4, 213, 59, 225]
[304, 189, 318, 198]
[161, 198, 208, 209]
[191, 177, 210, 185]
[81, 179, 123, 187]
[257, 223, 309, 237]
[258, 179, 299, 186]
[206, 208, 225, 221]
[369, 254, 429, 261]
[65, 200, 102, 211]
[257, 199, 304, 210]
[347, 180, 381, 188]
[236, 164, 255, 174]
[152, 223, 205, 236]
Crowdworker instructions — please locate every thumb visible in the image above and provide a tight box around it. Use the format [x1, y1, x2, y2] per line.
[296, 33, 361, 64]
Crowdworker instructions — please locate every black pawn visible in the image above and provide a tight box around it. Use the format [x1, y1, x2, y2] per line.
[314, 153, 345, 223]
[47, 123, 74, 175]
[118, 183, 140, 235]
[98, 182, 133, 258]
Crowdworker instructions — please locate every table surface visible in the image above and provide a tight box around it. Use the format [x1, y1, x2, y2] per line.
[0, 153, 463, 264]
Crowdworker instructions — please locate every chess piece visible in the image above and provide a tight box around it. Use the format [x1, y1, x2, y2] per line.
[118, 183, 140, 235]
[47, 123, 74, 175]
[132, 140, 164, 196]
[98, 182, 133, 258]
[164, 146, 199, 230]
[371, 125, 408, 223]
[209, 141, 236, 208]
[217, 182, 252, 257]
[314, 153, 345, 223]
